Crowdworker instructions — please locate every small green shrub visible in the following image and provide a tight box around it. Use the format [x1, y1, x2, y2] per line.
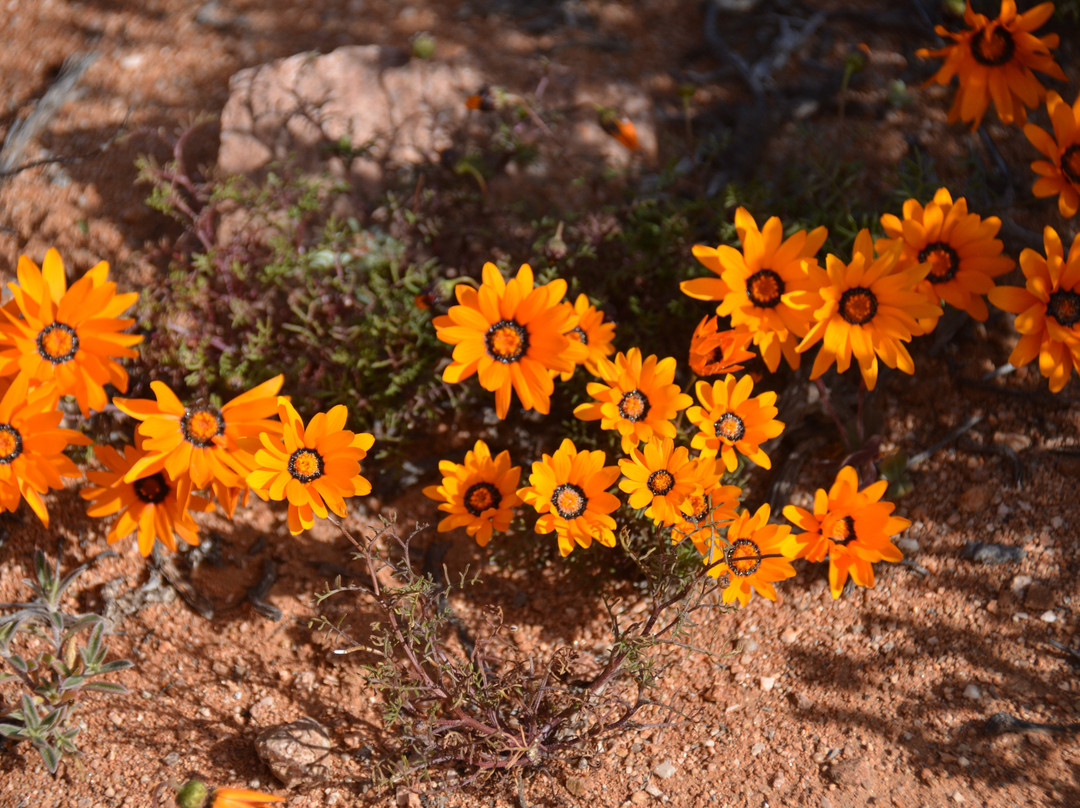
[0, 552, 132, 774]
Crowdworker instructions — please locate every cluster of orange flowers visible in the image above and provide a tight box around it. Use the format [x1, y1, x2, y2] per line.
[919, 1, 1080, 220]
[0, 250, 375, 558]
[915, 0, 1080, 390]
[429, 252, 918, 603]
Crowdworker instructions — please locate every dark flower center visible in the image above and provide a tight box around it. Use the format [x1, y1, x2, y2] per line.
[181, 408, 225, 447]
[830, 515, 857, 546]
[133, 473, 170, 505]
[464, 482, 501, 516]
[0, 424, 23, 465]
[838, 287, 878, 325]
[746, 269, 785, 309]
[726, 538, 763, 577]
[551, 483, 587, 519]
[1047, 289, 1080, 328]
[647, 469, 675, 496]
[36, 322, 80, 364]
[918, 241, 960, 284]
[484, 319, 529, 363]
[618, 389, 650, 422]
[569, 326, 588, 345]
[970, 25, 1015, 67]
[713, 412, 745, 443]
[288, 448, 325, 483]
[1062, 145, 1080, 186]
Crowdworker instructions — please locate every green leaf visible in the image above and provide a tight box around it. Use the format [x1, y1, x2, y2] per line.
[60, 675, 87, 691]
[82, 681, 128, 694]
[94, 659, 133, 676]
[8, 654, 28, 674]
[19, 695, 40, 731]
[38, 743, 61, 774]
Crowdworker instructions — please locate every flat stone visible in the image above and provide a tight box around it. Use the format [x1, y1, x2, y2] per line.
[961, 541, 1025, 564]
[218, 45, 483, 187]
[255, 717, 333, 786]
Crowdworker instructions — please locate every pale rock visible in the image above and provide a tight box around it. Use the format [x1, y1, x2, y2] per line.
[255, 717, 332, 786]
[218, 45, 483, 187]
[963, 684, 981, 700]
[653, 760, 677, 780]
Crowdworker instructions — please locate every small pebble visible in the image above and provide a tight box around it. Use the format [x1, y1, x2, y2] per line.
[645, 783, 663, 797]
[963, 685, 982, 700]
[896, 537, 919, 554]
[961, 541, 1025, 564]
[653, 760, 677, 780]
[752, 743, 766, 756]
[1040, 610, 1057, 623]
[760, 676, 776, 692]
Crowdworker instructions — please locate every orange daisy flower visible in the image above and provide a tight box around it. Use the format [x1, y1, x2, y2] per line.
[434, 263, 586, 419]
[686, 374, 784, 472]
[518, 438, 621, 557]
[422, 439, 522, 547]
[988, 225, 1080, 392]
[879, 188, 1015, 325]
[618, 437, 712, 527]
[917, 0, 1065, 129]
[246, 398, 374, 534]
[702, 504, 796, 606]
[560, 293, 616, 380]
[599, 110, 641, 152]
[1024, 89, 1080, 218]
[573, 348, 693, 453]
[0, 249, 142, 416]
[782, 466, 909, 599]
[113, 376, 284, 514]
[175, 779, 285, 808]
[670, 479, 742, 555]
[0, 375, 90, 526]
[682, 208, 828, 372]
[796, 230, 943, 390]
[688, 317, 756, 377]
[81, 445, 213, 557]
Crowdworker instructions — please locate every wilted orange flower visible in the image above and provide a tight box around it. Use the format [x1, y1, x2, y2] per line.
[113, 376, 283, 515]
[1024, 89, 1080, 218]
[783, 466, 908, 599]
[518, 438, 621, 556]
[702, 504, 796, 606]
[0, 375, 90, 526]
[670, 479, 742, 555]
[797, 230, 942, 390]
[683, 208, 828, 372]
[988, 225, 1080, 392]
[0, 249, 141, 416]
[686, 374, 783, 472]
[175, 779, 285, 808]
[917, 0, 1065, 129]
[560, 293, 616, 379]
[573, 348, 692, 453]
[688, 317, 756, 377]
[423, 439, 522, 547]
[879, 188, 1015, 325]
[434, 263, 585, 419]
[81, 444, 213, 557]
[618, 437, 711, 526]
[247, 398, 374, 534]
